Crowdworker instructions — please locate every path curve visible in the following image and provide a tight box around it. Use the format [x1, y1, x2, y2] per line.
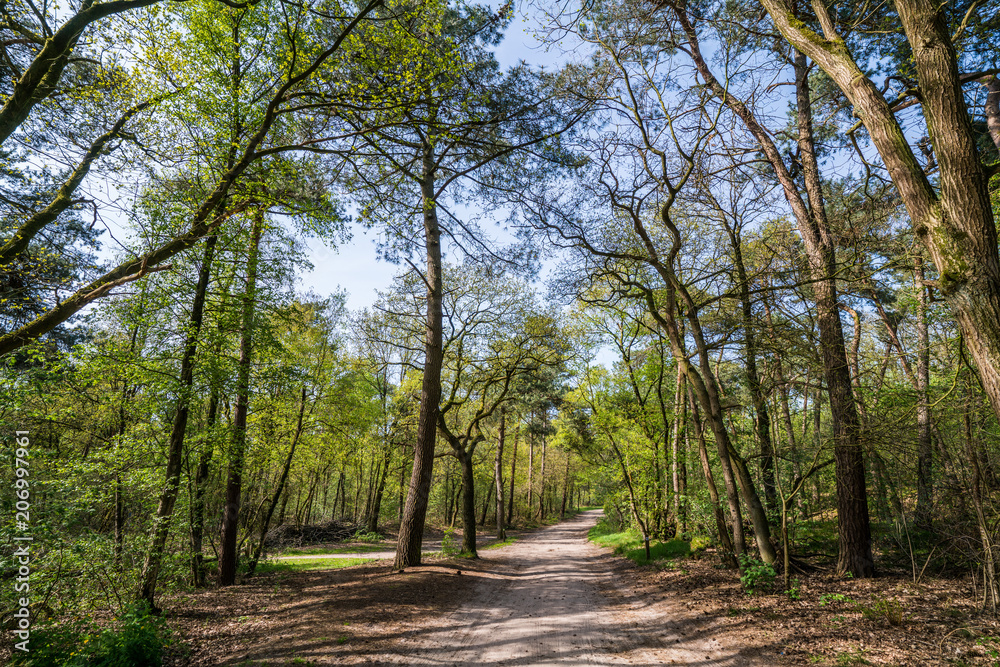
[388, 509, 754, 666]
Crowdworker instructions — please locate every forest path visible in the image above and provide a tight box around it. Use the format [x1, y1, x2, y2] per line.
[387, 509, 750, 666]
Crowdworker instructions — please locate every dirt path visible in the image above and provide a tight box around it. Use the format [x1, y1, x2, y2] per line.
[383, 509, 752, 666]
[169, 510, 764, 665]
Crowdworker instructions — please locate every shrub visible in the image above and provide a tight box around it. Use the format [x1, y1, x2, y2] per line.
[738, 553, 776, 595]
[860, 598, 908, 626]
[441, 527, 459, 555]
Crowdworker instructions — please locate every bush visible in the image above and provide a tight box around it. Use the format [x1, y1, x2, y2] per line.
[738, 553, 776, 595]
[441, 527, 459, 555]
[690, 535, 712, 553]
[12, 602, 171, 667]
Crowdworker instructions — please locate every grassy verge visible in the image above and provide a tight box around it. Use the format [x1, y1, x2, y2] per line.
[481, 536, 517, 550]
[588, 519, 707, 565]
[279, 543, 391, 556]
[256, 557, 374, 574]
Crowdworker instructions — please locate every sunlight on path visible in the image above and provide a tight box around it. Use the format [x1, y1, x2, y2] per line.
[387, 510, 753, 666]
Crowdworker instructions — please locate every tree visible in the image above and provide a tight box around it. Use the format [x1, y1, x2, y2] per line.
[754, 0, 1000, 432]
[0, 0, 381, 356]
[334, 0, 579, 568]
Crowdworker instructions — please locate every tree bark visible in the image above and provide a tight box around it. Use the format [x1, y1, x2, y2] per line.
[758, 0, 1000, 435]
[191, 389, 218, 587]
[394, 151, 444, 570]
[367, 447, 391, 534]
[538, 434, 547, 520]
[690, 388, 737, 567]
[672, 365, 687, 536]
[457, 448, 478, 556]
[218, 211, 264, 586]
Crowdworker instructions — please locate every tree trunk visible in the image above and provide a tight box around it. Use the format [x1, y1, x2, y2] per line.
[527, 428, 534, 516]
[139, 234, 216, 607]
[672, 366, 687, 536]
[759, 0, 1000, 439]
[561, 455, 570, 518]
[538, 434, 547, 520]
[792, 52, 873, 577]
[915, 255, 933, 529]
[458, 449, 479, 556]
[479, 480, 494, 527]
[394, 153, 444, 570]
[219, 210, 264, 586]
[495, 409, 506, 540]
[719, 213, 777, 516]
[965, 377, 999, 610]
[190, 390, 218, 587]
[690, 390, 737, 567]
[507, 424, 518, 525]
[367, 447, 391, 534]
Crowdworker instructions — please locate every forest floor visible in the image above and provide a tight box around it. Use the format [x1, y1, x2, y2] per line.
[162, 510, 1000, 666]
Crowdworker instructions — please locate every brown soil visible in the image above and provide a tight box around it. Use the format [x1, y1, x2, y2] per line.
[161, 511, 1000, 666]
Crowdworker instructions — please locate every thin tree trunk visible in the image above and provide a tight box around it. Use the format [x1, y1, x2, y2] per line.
[561, 455, 570, 518]
[915, 255, 933, 529]
[691, 390, 736, 567]
[219, 210, 264, 586]
[673, 367, 688, 536]
[395, 153, 444, 570]
[538, 434, 547, 520]
[139, 234, 217, 606]
[527, 429, 534, 516]
[479, 481, 494, 527]
[507, 424, 518, 525]
[495, 409, 506, 540]
[367, 447, 391, 534]
[190, 390, 218, 587]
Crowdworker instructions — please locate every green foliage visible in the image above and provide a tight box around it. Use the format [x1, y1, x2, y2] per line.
[589, 520, 695, 565]
[690, 535, 712, 553]
[350, 530, 384, 544]
[441, 527, 460, 556]
[976, 635, 1000, 662]
[738, 553, 776, 595]
[624, 539, 690, 561]
[859, 598, 908, 626]
[785, 578, 802, 600]
[12, 602, 170, 667]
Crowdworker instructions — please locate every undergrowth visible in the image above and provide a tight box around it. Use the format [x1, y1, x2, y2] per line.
[11, 601, 171, 667]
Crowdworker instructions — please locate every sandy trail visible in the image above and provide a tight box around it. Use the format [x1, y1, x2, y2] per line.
[387, 509, 753, 666]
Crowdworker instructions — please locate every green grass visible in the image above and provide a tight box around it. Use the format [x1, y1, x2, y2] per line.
[278, 543, 390, 556]
[256, 556, 373, 574]
[588, 519, 693, 565]
[481, 537, 517, 550]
